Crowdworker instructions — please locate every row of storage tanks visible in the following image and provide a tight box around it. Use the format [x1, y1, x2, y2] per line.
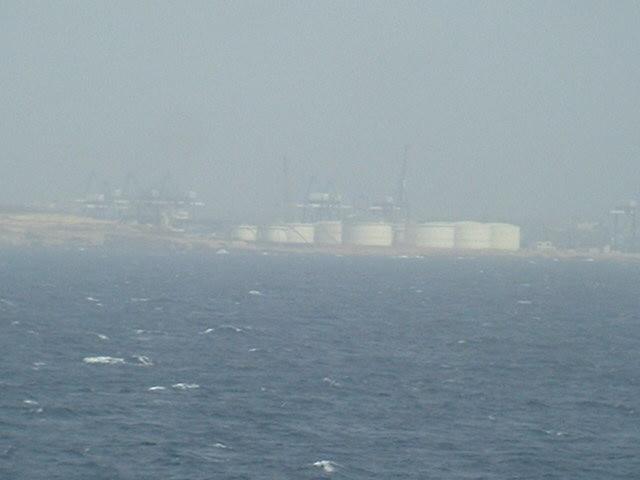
[231, 221, 520, 251]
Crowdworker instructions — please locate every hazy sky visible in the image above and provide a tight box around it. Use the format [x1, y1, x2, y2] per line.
[2, 1, 639, 223]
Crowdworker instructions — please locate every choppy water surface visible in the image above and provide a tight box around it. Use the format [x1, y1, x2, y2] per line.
[1, 249, 639, 479]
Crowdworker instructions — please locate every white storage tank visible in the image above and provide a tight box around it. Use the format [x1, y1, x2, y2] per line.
[315, 221, 342, 245]
[392, 223, 407, 246]
[413, 222, 456, 249]
[489, 223, 520, 251]
[284, 223, 315, 244]
[404, 222, 417, 245]
[454, 222, 492, 250]
[259, 224, 288, 243]
[231, 224, 258, 242]
[343, 222, 393, 247]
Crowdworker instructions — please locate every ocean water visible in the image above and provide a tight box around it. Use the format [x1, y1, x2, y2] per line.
[1, 249, 639, 479]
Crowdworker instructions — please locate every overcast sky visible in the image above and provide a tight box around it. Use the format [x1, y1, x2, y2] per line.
[1, 1, 639, 223]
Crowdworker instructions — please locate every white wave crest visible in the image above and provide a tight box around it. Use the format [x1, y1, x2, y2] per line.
[148, 386, 166, 391]
[134, 355, 153, 366]
[323, 377, 341, 387]
[172, 383, 200, 390]
[83, 356, 125, 365]
[313, 460, 338, 473]
[219, 325, 244, 333]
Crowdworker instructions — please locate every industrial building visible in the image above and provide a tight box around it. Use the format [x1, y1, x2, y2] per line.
[229, 150, 521, 252]
[610, 201, 639, 252]
[76, 173, 203, 230]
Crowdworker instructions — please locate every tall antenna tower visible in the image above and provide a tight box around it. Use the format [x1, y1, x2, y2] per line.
[282, 156, 291, 222]
[394, 144, 410, 221]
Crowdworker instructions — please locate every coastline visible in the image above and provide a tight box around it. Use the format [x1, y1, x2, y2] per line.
[1, 212, 638, 262]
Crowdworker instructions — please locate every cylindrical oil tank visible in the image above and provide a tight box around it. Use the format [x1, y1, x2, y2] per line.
[284, 223, 315, 244]
[259, 224, 288, 243]
[231, 224, 258, 242]
[343, 222, 393, 247]
[489, 223, 520, 251]
[315, 221, 342, 245]
[413, 222, 456, 249]
[404, 222, 417, 245]
[392, 223, 407, 246]
[454, 222, 492, 250]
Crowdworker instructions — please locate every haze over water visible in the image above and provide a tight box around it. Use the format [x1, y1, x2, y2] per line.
[1, 249, 639, 478]
[2, 1, 640, 224]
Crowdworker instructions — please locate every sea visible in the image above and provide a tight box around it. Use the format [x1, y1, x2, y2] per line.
[1, 248, 639, 479]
